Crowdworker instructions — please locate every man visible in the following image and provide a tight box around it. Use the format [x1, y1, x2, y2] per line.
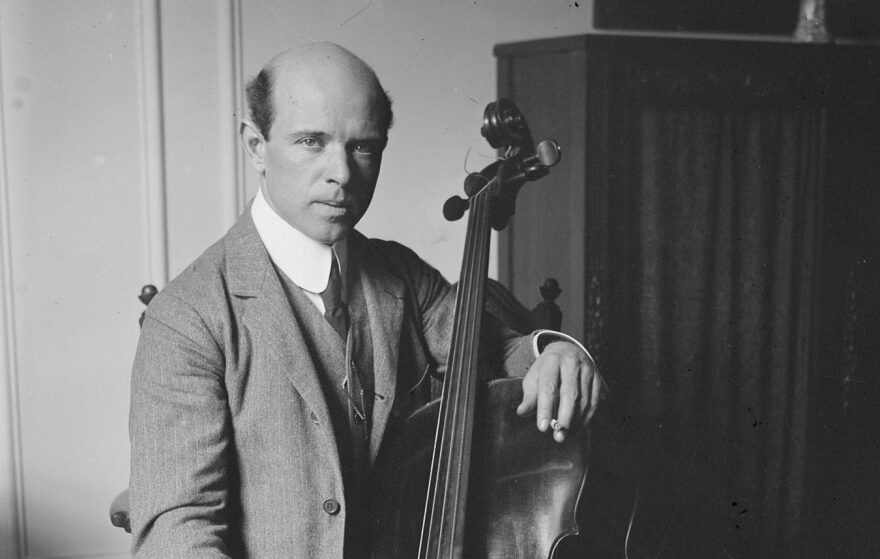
[129, 42, 603, 558]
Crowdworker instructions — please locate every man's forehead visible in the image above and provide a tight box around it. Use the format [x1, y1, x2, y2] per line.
[269, 76, 384, 141]
[275, 70, 378, 113]
[273, 60, 381, 117]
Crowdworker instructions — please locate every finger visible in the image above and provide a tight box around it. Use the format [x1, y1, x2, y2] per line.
[585, 367, 605, 424]
[516, 370, 538, 417]
[584, 374, 598, 424]
[579, 363, 592, 419]
[536, 367, 561, 432]
[554, 356, 580, 432]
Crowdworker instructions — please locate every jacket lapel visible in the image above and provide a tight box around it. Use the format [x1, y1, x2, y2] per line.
[224, 212, 339, 457]
[352, 236, 405, 463]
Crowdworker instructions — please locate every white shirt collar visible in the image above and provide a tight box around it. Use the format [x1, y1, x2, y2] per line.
[251, 187, 347, 296]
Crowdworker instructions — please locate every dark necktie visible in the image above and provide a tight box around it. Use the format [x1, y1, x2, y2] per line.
[321, 254, 349, 340]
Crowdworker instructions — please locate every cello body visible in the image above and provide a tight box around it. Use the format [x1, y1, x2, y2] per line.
[370, 378, 589, 558]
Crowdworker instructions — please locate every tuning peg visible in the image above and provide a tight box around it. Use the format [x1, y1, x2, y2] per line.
[520, 139, 561, 181]
[464, 171, 490, 197]
[443, 195, 468, 221]
[536, 139, 561, 167]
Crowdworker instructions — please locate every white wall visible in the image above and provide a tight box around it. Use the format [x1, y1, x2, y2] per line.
[0, 1, 595, 556]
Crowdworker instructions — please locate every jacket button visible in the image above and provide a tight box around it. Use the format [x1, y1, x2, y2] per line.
[322, 499, 341, 515]
[310, 411, 319, 424]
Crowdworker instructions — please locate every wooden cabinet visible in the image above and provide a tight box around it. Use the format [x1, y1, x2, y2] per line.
[495, 35, 880, 558]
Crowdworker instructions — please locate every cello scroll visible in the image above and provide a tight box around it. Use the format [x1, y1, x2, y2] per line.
[443, 99, 561, 230]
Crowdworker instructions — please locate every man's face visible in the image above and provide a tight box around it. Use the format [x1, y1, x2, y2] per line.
[255, 65, 387, 244]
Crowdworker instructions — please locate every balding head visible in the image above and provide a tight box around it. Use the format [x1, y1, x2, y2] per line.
[239, 42, 391, 244]
[245, 42, 393, 141]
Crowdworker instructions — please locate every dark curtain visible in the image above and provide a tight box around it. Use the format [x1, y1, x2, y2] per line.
[606, 104, 824, 558]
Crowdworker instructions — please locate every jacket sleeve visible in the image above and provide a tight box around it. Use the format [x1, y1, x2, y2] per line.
[129, 291, 233, 558]
[387, 241, 536, 380]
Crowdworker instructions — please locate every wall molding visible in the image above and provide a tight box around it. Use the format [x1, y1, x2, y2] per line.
[233, 0, 247, 215]
[0, 36, 25, 559]
[136, 0, 169, 288]
[219, 0, 247, 225]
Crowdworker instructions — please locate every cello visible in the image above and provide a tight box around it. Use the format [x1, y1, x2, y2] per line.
[371, 100, 589, 558]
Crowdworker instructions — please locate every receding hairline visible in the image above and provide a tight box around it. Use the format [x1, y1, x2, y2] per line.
[253, 42, 393, 134]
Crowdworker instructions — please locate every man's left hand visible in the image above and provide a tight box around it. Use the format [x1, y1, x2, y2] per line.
[516, 341, 606, 443]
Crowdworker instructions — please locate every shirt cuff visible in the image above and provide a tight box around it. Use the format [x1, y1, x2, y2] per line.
[531, 329, 594, 362]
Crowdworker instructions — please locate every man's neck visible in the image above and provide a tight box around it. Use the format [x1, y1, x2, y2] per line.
[251, 187, 348, 304]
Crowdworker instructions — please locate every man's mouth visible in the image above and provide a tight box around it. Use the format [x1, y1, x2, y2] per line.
[317, 200, 352, 217]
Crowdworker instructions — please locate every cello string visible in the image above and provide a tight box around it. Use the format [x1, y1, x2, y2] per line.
[429, 180, 493, 556]
[439, 187, 485, 549]
[426, 182, 477, 553]
[447, 188, 491, 550]
[423, 202, 475, 554]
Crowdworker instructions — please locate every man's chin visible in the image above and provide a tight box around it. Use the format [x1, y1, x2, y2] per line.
[312, 223, 354, 245]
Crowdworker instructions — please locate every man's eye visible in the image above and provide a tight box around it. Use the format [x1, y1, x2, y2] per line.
[298, 137, 323, 149]
[353, 143, 379, 156]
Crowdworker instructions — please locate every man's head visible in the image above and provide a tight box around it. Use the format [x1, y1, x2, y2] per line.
[241, 42, 393, 244]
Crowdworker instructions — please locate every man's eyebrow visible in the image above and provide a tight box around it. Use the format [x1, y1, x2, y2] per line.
[353, 136, 388, 145]
[283, 130, 328, 141]
[351, 135, 388, 145]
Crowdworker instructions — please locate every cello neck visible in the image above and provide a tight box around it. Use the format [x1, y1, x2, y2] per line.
[418, 179, 494, 559]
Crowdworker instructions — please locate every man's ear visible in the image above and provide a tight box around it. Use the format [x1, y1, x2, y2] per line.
[240, 120, 267, 173]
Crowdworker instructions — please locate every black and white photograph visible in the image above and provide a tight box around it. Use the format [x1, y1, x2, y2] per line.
[1, 1, 878, 557]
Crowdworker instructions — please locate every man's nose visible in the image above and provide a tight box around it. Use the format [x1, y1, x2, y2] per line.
[324, 145, 352, 187]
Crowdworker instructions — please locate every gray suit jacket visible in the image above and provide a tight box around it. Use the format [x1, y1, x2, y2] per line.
[129, 211, 536, 558]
